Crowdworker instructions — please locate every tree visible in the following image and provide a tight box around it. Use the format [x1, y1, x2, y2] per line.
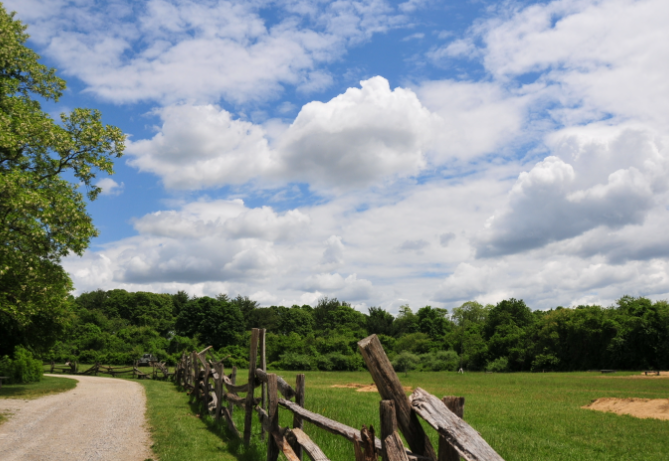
[0, 6, 125, 355]
[175, 297, 244, 349]
[366, 306, 394, 336]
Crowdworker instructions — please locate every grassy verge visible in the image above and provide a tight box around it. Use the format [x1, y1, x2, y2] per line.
[139, 370, 669, 461]
[0, 376, 77, 400]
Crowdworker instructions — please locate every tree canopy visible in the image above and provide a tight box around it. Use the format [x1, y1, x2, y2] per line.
[0, 5, 125, 355]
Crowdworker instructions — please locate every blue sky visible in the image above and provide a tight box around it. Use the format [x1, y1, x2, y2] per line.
[8, 0, 669, 312]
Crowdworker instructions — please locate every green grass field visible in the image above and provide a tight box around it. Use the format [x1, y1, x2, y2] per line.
[139, 370, 669, 461]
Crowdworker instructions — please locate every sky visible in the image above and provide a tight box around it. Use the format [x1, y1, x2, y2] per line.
[7, 0, 669, 313]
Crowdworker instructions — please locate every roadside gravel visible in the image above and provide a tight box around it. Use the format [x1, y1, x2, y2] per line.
[0, 374, 153, 461]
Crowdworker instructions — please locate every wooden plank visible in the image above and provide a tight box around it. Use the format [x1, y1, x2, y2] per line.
[221, 406, 241, 438]
[245, 328, 260, 444]
[294, 374, 306, 460]
[358, 335, 436, 460]
[439, 397, 465, 461]
[273, 433, 301, 461]
[255, 368, 296, 399]
[380, 400, 409, 461]
[292, 428, 330, 461]
[214, 363, 224, 421]
[267, 373, 280, 461]
[410, 388, 504, 461]
[279, 399, 427, 461]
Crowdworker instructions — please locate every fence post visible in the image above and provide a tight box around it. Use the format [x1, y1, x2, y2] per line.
[244, 328, 260, 444]
[214, 362, 224, 421]
[439, 397, 465, 461]
[266, 373, 280, 461]
[192, 351, 199, 397]
[380, 400, 409, 461]
[293, 374, 305, 460]
[260, 328, 267, 441]
[229, 366, 237, 417]
[358, 335, 436, 459]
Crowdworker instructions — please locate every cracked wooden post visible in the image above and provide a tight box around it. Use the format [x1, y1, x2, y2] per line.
[358, 334, 436, 460]
[229, 366, 237, 417]
[439, 397, 465, 461]
[293, 374, 305, 460]
[380, 400, 409, 461]
[266, 373, 280, 461]
[214, 362, 224, 422]
[244, 328, 260, 444]
[260, 328, 267, 441]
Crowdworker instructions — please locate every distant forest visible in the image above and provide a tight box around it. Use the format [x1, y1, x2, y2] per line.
[30, 290, 669, 372]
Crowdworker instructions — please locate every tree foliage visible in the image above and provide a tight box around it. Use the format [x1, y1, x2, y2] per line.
[0, 5, 125, 355]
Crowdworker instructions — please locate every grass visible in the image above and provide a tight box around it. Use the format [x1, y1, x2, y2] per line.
[0, 376, 77, 400]
[140, 370, 669, 461]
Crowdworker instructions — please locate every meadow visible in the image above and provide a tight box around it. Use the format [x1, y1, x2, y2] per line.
[140, 370, 669, 461]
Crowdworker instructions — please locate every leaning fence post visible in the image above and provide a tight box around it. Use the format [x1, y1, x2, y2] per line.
[293, 374, 306, 460]
[266, 373, 280, 461]
[358, 335, 436, 459]
[260, 328, 267, 441]
[380, 400, 409, 461]
[439, 397, 465, 461]
[244, 328, 260, 444]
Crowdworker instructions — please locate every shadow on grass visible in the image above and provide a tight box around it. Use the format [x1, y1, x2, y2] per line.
[179, 385, 265, 461]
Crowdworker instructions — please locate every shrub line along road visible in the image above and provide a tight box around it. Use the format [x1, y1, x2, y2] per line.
[0, 374, 152, 461]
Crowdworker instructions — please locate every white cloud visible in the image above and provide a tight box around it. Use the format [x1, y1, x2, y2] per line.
[6, 0, 407, 105]
[302, 272, 374, 301]
[127, 104, 274, 189]
[127, 77, 444, 191]
[476, 127, 667, 257]
[319, 235, 345, 269]
[95, 178, 124, 196]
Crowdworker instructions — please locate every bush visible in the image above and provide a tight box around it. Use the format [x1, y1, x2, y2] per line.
[421, 350, 460, 371]
[486, 356, 509, 372]
[276, 353, 312, 370]
[392, 351, 421, 375]
[0, 346, 43, 384]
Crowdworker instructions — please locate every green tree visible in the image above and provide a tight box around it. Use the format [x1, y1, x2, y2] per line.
[392, 304, 419, 337]
[366, 306, 394, 336]
[0, 6, 125, 355]
[175, 297, 244, 349]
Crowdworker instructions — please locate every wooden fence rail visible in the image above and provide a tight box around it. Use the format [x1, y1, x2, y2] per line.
[173, 330, 504, 461]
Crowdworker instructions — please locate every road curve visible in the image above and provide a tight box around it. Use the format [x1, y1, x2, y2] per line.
[0, 374, 153, 461]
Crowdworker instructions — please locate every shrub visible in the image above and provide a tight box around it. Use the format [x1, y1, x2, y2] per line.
[486, 356, 509, 372]
[392, 351, 421, 375]
[0, 346, 43, 384]
[422, 350, 460, 371]
[276, 353, 312, 370]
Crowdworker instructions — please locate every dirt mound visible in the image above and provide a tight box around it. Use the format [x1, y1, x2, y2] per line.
[583, 398, 669, 420]
[626, 371, 669, 379]
[330, 383, 413, 393]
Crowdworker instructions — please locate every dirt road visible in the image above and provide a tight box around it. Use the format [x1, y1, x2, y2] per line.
[0, 374, 153, 461]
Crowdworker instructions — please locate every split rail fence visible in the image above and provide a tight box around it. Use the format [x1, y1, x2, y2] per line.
[50, 360, 172, 380]
[174, 330, 505, 461]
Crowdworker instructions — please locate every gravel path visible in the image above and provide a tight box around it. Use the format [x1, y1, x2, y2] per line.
[0, 374, 153, 461]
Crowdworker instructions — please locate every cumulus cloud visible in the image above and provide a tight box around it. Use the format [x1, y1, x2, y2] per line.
[95, 178, 124, 196]
[302, 272, 374, 301]
[278, 76, 437, 189]
[127, 77, 443, 191]
[476, 127, 667, 257]
[127, 105, 274, 189]
[319, 235, 345, 269]
[6, 0, 406, 105]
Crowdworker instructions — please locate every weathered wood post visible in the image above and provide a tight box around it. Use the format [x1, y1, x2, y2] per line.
[267, 373, 280, 461]
[214, 362, 224, 421]
[439, 397, 465, 461]
[202, 361, 211, 413]
[191, 351, 199, 396]
[260, 328, 267, 441]
[244, 328, 260, 444]
[293, 374, 306, 460]
[229, 366, 237, 417]
[380, 400, 409, 461]
[358, 335, 436, 460]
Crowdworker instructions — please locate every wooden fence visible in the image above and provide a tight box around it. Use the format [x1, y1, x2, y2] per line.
[50, 360, 172, 380]
[174, 330, 505, 461]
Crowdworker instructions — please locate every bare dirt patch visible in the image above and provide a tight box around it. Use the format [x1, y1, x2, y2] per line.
[331, 383, 413, 393]
[582, 398, 669, 421]
[0, 374, 153, 461]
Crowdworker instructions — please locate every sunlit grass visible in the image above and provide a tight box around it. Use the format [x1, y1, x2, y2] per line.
[0, 376, 77, 400]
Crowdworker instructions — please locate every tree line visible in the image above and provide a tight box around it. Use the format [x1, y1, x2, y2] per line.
[34, 289, 669, 372]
